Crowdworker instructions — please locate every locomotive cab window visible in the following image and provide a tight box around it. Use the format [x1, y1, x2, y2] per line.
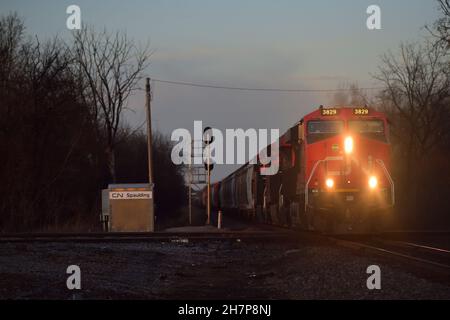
[307, 121, 343, 144]
[348, 120, 387, 142]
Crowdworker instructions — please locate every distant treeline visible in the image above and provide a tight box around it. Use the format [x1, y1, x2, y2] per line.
[0, 14, 185, 232]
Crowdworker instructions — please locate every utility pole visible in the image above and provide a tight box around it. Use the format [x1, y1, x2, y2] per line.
[145, 78, 155, 231]
[146, 78, 154, 185]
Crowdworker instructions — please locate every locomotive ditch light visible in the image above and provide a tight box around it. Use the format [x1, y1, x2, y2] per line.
[344, 136, 353, 154]
[325, 178, 334, 189]
[368, 176, 378, 189]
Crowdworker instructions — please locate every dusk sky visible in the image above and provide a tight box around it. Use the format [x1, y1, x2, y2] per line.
[1, 0, 441, 181]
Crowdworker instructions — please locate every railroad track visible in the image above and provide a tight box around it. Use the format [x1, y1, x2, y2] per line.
[256, 224, 450, 278]
[2, 227, 449, 281]
[328, 234, 450, 281]
[373, 238, 450, 257]
[256, 224, 450, 276]
[0, 230, 296, 243]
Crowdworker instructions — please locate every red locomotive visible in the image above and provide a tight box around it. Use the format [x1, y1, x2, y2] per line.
[201, 106, 395, 233]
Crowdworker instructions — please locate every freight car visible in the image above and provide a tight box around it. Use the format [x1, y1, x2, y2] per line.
[201, 106, 395, 233]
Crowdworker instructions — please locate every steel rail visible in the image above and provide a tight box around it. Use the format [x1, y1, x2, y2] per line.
[328, 236, 450, 278]
[0, 230, 296, 243]
[374, 238, 450, 255]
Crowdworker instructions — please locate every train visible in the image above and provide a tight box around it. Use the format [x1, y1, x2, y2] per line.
[200, 106, 395, 233]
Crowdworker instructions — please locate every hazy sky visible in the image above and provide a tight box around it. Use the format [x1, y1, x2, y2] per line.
[0, 0, 442, 181]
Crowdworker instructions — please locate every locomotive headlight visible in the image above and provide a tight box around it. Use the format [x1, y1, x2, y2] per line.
[325, 178, 334, 189]
[344, 136, 353, 154]
[368, 176, 378, 189]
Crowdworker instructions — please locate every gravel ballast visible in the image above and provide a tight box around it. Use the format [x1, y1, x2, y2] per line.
[0, 239, 449, 299]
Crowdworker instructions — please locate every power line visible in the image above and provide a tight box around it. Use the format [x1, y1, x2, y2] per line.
[148, 78, 383, 93]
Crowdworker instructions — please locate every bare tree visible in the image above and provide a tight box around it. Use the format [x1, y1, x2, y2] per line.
[72, 27, 151, 182]
[428, 0, 450, 48]
[374, 41, 450, 227]
[0, 14, 186, 232]
[0, 12, 24, 84]
[374, 42, 450, 162]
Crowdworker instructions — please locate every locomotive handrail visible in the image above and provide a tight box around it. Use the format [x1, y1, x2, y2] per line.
[305, 156, 344, 211]
[375, 159, 395, 207]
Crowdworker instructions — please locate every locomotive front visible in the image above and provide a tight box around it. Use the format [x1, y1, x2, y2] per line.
[304, 106, 394, 232]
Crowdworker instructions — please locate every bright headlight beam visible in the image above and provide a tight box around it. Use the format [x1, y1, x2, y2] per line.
[325, 178, 334, 188]
[344, 136, 353, 154]
[369, 176, 378, 189]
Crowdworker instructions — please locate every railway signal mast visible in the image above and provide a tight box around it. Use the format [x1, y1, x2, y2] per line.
[187, 140, 207, 225]
[203, 127, 214, 225]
